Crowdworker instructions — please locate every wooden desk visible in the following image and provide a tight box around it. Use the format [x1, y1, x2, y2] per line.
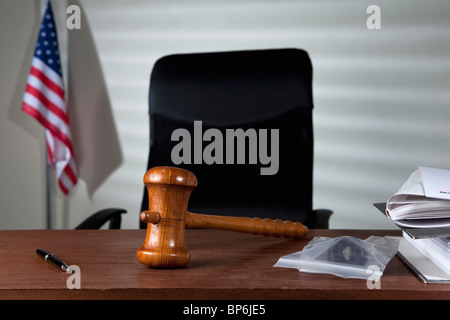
[0, 229, 448, 300]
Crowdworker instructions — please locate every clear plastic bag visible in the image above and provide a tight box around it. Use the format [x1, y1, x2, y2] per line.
[274, 236, 399, 279]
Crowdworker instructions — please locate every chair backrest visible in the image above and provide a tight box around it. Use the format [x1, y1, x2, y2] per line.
[140, 48, 315, 226]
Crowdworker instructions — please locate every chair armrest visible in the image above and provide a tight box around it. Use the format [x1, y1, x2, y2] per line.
[75, 208, 127, 229]
[306, 209, 333, 229]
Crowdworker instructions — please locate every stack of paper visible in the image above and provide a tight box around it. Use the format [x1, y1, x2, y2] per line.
[381, 167, 450, 283]
[399, 232, 450, 283]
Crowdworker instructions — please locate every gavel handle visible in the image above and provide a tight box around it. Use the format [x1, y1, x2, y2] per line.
[185, 211, 309, 238]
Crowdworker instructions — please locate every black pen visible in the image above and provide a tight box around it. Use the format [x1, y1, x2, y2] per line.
[36, 248, 69, 272]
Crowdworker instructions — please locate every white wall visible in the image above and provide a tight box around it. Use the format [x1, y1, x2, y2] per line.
[1, 0, 449, 230]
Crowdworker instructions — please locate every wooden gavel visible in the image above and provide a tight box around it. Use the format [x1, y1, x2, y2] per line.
[137, 166, 309, 268]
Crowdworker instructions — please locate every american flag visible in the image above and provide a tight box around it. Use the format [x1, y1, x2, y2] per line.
[22, 1, 78, 195]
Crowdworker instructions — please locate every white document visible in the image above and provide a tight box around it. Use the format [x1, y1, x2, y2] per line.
[419, 166, 450, 201]
[385, 167, 450, 228]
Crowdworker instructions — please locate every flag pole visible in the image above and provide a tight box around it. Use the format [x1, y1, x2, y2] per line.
[45, 150, 52, 229]
[42, 0, 51, 230]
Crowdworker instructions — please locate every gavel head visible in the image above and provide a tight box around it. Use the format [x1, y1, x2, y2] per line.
[137, 166, 197, 268]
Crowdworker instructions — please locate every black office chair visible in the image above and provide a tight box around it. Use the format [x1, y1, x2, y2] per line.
[75, 208, 127, 229]
[140, 48, 332, 228]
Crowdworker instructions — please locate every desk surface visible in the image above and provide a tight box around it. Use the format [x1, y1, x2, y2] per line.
[0, 229, 448, 300]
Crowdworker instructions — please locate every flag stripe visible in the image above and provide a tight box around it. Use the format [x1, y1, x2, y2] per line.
[30, 57, 64, 90]
[27, 69, 65, 109]
[29, 64, 65, 100]
[22, 102, 75, 160]
[58, 180, 69, 195]
[59, 161, 78, 192]
[45, 131, 54, 165]
[22, 94, 73, 143]
[26, 74, 66, 116]
[25, 83, 69, 124]
[64, 159, 78, 185]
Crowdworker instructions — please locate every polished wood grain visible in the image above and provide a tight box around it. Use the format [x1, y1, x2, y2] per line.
[138, 166, 308, 268]
[1, 229, 449, 300]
